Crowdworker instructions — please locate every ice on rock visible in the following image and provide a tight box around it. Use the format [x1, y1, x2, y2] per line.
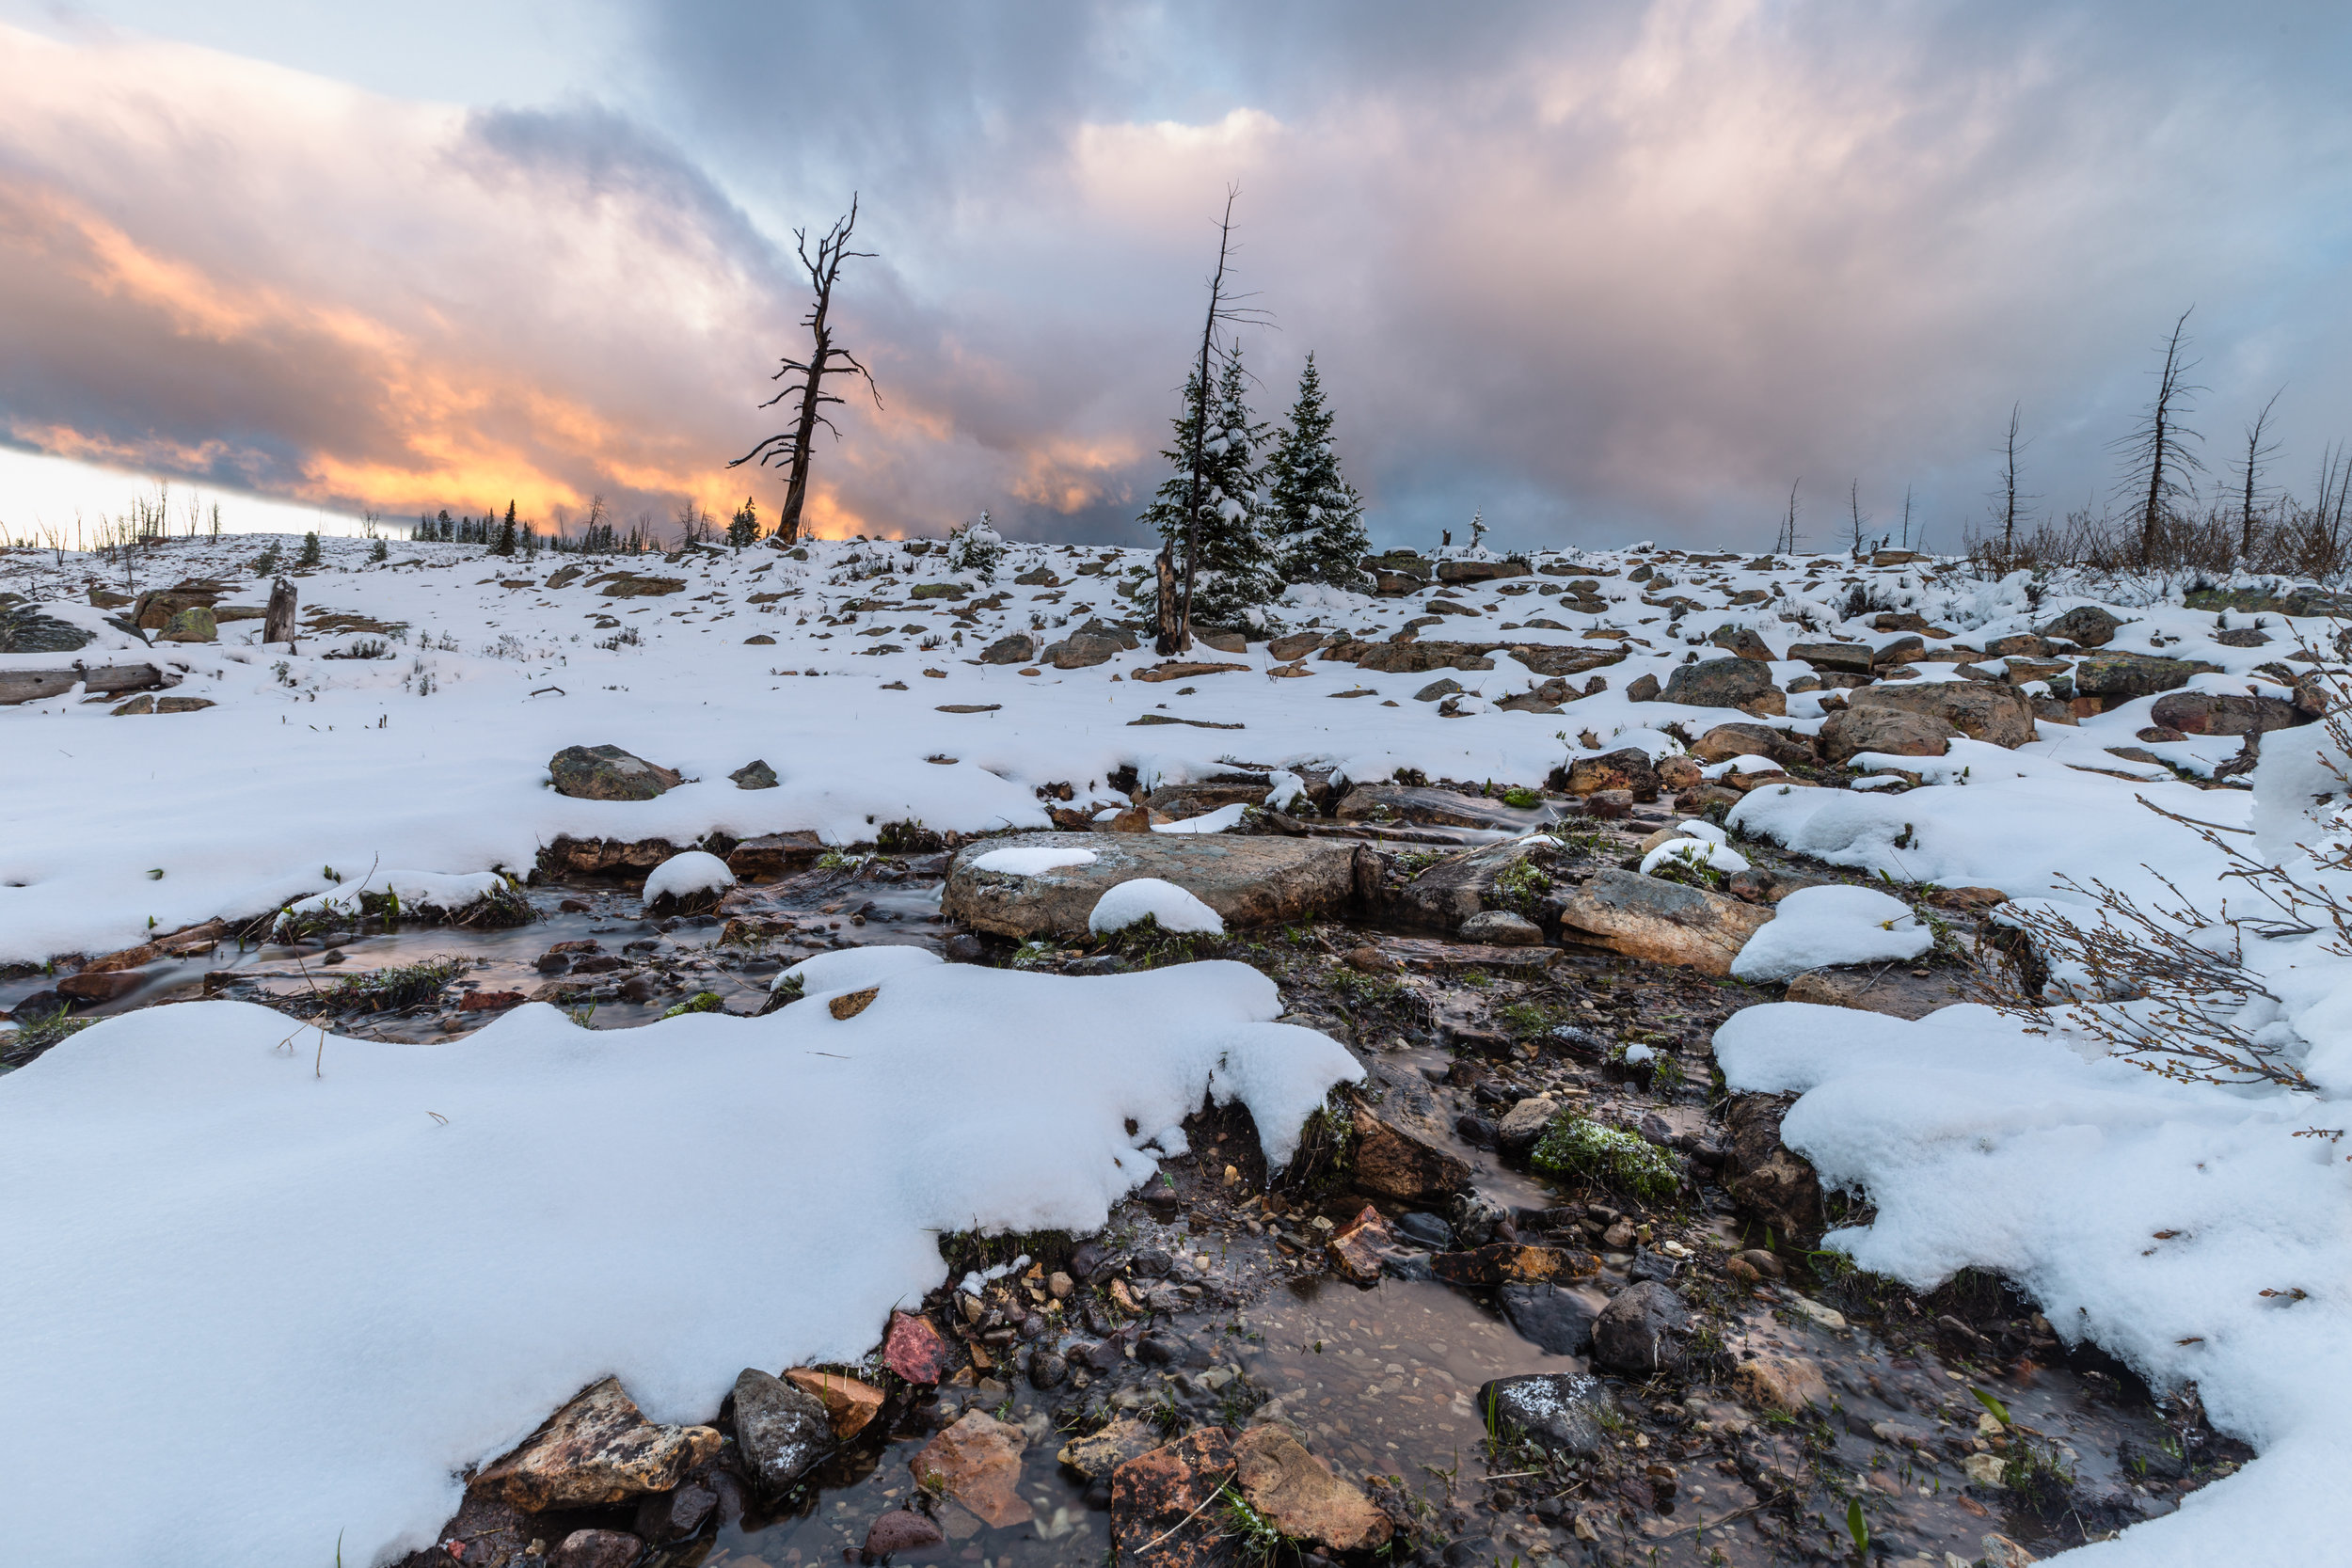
[1729, 883, 1931, 982]
[971, 846, 1100, 876]
[644, 849, 736, 904]
[1088, 878, 1225, 935]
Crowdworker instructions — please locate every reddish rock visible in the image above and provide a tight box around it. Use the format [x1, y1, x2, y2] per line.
[1111, 1428, 1237, 1568]
[910, 1411, 1029, 1529]
[56, 970, 142, 1003]
[1430, 1243, 1599, 1287]
[1233, 1425, 1393, 1552]
[459, 990, 526, 1010]
[553, 1529, 642, 1568]
[1327, 1206, 1394, 1287]
[865, 1509, 946, 1557]
[884, 1309, 953, 1385]
[786, 1369, 885, 1438]
[471, 1377, 721, 1512]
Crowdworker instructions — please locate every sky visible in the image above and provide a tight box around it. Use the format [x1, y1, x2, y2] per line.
[1, 1, 2348, 553]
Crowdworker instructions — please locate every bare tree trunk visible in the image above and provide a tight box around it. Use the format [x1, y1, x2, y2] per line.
[263, 577, 296, 648]
[1164, 191, 1246, 656]
[732, 197, 881, 548]
[2127, 309, 2204, 559]
[2000, 403, 2026, 562]
[2238, 388, 2283, 563]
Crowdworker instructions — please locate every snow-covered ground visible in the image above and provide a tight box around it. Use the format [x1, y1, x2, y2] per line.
[8, 531, 2352, 1565]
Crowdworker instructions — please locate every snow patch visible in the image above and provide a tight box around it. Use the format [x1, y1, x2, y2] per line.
[1089, 878, 1225, 935]
[1729, 882, 1931, 982]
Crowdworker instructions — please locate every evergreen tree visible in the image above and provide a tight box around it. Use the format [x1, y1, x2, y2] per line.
[1138, 349, 1278, 626]
[493, 499, 517, 557]
[298, 530, 321, 567]
[1263, 353, 1369, 590]
[727, 496, 761, 549]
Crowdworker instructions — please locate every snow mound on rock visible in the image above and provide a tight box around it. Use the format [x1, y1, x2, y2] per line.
[776, 943, 945, 994]
[1152, 802, 1248, 835]
[971, 845, 1099, 875]
[275, 869, 509, 929]
[1729, 883, 1931, 982]
[644, 849, 735, 904]
[1640, 838, 1750, 878]
[1089, 878, 1225, 935]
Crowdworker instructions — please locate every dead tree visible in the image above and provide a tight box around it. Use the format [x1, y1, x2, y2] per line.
[1847, 480, 1868, 556]
[2114, 308, 2206, 559]
[731, 196, 882, 547]
[1995, 402, 2031, 561]
[1774, 482, 1802, 555]
[2235, 387, 2284, 561]
[1158, 186, 1269, 656]
[262, 577, 296, 647]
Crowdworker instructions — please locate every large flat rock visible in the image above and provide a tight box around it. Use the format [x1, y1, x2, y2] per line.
[942, 832, 1366, 939]
[1555, 868, 1774, 974]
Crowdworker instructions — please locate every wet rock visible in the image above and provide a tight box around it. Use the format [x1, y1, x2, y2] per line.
[730, 758, 780, 789]
[2040, 605, 2124, 647]
[1110, 1427, 1235, 1568]
[1327, 1205, 1397, 1287]
[633, 1481, 718, 1544]
[1498, 1284, 1600, 1355]
[1389, 836, 1564, 932]
[1348, 1099, 1474, 1202]
[1845, 681, 2035, 747]
[2150, 690, 2306, 735]
[866, 1509, 946, 1557]
[1820, 704, 1956, 765]
[1554, 747, 1661, 800]
[1785, 964, 1970, 1020]
[1332, 784, 1526, 831]
[734, 1368, 834, 1495]
[472, 1376, 722, 1511]
[1495, 1094, 1559, 1149]
[1661, 657, 1786, 717]
[1233, 1424, 1394, 1552]
[1058, 1414, 1164, 1479]
[942, 933, 987, 963]
[942, 832, 1362, 939]
[884, 1309, 954, 1385]
[1458, 910, 1544, 946]
[785, 1369, 884, 1439]
[553, 1528, 643, 1568]
[56, 969, 143, 1004]
[1591, 1281, 1690, 1373]
[1137, 1332, 1212, 1368]
[1392, 1212, 1453, 1250]
[1431, 1243, 1597, 1287]
[1475, 1373, 1611, 1457]
[549, 744, 683, 801]
[1554, 868, 1775, 975]
[1028, 1351, 1069, 1390]
[912, 1411, 1031, 1529]
[1721, 1094, 1821, 1238]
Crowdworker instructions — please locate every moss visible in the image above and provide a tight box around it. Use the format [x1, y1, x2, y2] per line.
[1500, 785, 1542, 809]
[1529, 1116, 1682, 1204]
[1491, 858, 1554, 915]
[323, 956, 468, 1012]
[660, 990, 725, 1018]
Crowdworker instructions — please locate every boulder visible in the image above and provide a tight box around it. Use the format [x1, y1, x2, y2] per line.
[156, 606, 217, 643]
[1708, 626, 1773, 660]
[549, 744, 683, 800]
[1356, 640, 1499, 674]
[1390, 837, 1564, 932]
[1691, 723, 1815, 770]
[1785, 964, 1971, 1020]
[865, 1511, 946, 1557]
[2150, 690, 2307, 736]
[911, 1411, 1030, 1529]
[1722, 1094, 1821, 1239]
[1554, 869, 1775, 975]
[472, 1377, 721, 1512]
[2073, 653, 2212, 702]
[1474, 1373, 1612, 1457]
[977, 633, 1037, 665]
[0, 595, 95, 654]
[1232, 1425, 1393, 1552]
[726, 832, 827, 879]
[1438, 558, 1531, 584]
[1554, 747, 1661, 800]
[633, 1482, 718, 1544]
[1819, 705, 1954, 765]
[1787, 641, 1874, 674]
[1661, 657, 1785, 717]
[733, 1368, 834, 1496]
[1845, 681, 2035, 748]
[1625, 673, 1661, 703]
[1498, 1284, 1601, 1355]
[1333, 784, 1527, 830]
[942, 832, 1363, 939]
[1348, 1099, 1474, 1202]
[2040, 605, 2124, 647]
[730, 759, 779, 789]
[598, 575, 687, 597]
[1111, 1428, 1236, 1568]
[1591, 1281, 1691, 1373]
[1460, 910, 1544, 945]
[1041, 633, 1126, 669]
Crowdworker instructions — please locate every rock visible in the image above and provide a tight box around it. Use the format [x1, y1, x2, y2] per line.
[549, 744, 683, 800]
[1819, 705, 1955, 765]
[866, 1510, 946, 1557]
[1414, 677, 1466, 702]
[1626, 673, 1661, 702]
[2150, 690, 2306, 736]
[730, 759, 780, 789]
[1474, 1373, 1611, 1457]
[2041, 605, 2124, 647]
[1661, 657, 1786, 717]
[1233, 1425, 1393, 1552]
[1029, 1351, 1069, 1389]
[978, 633, 1037, 665]
[1736, 1353, 1829, 1414]
[1498, 1284, 1601, 1355]
[1349, 1099, 1474, 1202]
[633, 1481, 718, 1544]
[1327, 1205, 1396, 1287]
[726, 832, 827, 879]
[912, 1411, 1031, 1529]
[1430, 1243, 1597, 1286]
[2072, 652, 2213, 702]
[1112, 1428, 1236, 1568]
[1785, 964, 1970, 1020]
[1554, 869, 1775, 975]
[1980, 1532, 2038, 1567]
[942, 832, 1363, 939]
[1333, 784, 1527, 830]
[1041, 633, 1126, 669]
[1845, 680, 2035, 748]
[1059, 1415, 1165, 1479]
[733, 1368, 834, 1495]
[784, 1369, 884, 1438]
[1496, 1094, 1560, 1148]
[599, 574, 688, 597]
[553, 1528, 644, 1568]
[1457, 910, 1544, 946]
[472, 1376, 722, 1512]
[0, 596, 95, 654]
[1556, 747, 1661, 800]
[1691, 723, 1815, 770]
[884, 1309, 954, 1385]
[1721, 1094, 1821, 1238]
[1708, 626, 1773, 660]
[1591, 1281, 1690, 1373]
[156, 605, 218, 643]
[1788, 641, 1874, 674]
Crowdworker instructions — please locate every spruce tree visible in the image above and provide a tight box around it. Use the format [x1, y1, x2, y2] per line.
[1138, 350, 1278, 627]
[727, 497, 761, 549]
[493, 499, 517, 557]
[1263, 353, 1369, 590]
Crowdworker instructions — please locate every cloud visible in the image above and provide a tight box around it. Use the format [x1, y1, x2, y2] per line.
[4, 5, 2352, 552]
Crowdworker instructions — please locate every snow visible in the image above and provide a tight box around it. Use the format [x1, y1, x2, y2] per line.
[1152, 802, 1248, 834]
[971, 845, 1100, 876]
[644, 849, 735, 904]
[775, 943, 946, 994]
[1637, 836, 1750, 878]
[0, 962, 1360, 1567]
[1088, 878, 1225, 935]
[275, 868, 509, 929]
[1728, 883, 1931, 982]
